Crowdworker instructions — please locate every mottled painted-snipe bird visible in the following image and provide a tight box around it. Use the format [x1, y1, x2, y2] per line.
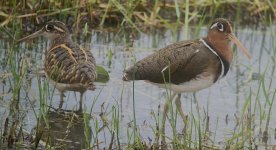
[18, 21, 97, 112]
[123, 18, 251, 142]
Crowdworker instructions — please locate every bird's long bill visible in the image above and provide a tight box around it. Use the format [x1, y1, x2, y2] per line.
[228, 33, 252, 59]
[17, 29, 43, 42]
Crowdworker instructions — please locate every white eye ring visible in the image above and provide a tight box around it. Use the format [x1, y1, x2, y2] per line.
[210, 22, 224, 32]
[45, 24, 54, 32]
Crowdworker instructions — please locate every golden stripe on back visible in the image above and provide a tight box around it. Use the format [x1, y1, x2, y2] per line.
[79, 45, 88, 62]
[49, 44, 78, 64]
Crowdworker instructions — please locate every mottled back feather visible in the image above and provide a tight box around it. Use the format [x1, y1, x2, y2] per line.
[45, 37, 97, 89]
[123, 40, 221, 84]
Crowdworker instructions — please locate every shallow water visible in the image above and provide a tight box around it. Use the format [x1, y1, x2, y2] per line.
[0, 24, 276, 148]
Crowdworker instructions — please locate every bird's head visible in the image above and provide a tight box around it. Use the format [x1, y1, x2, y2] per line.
[18, 21, 70, 42]
[207, 18, 251, 59]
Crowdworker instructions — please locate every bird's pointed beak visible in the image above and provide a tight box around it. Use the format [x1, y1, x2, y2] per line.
[228, 33, 252, 59]
[17, 29, 44, 42]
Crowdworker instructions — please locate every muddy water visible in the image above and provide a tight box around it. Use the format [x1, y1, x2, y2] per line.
[0, 25, 275, 148]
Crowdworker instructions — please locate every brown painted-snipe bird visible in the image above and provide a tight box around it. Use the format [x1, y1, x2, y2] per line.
[18, 21, 97, 112]
[123, 18, 251, 142]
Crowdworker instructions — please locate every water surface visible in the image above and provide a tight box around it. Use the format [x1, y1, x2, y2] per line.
[0, 24, 275, 148]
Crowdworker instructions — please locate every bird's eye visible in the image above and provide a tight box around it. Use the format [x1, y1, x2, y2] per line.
[217, 23, 224, 32]
[45, 24, 54, 32]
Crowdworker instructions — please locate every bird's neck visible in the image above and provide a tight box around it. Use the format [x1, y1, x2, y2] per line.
[205, 37, 233, 64]
[50, 35, 72, 46]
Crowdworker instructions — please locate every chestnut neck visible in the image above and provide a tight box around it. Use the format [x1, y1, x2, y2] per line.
[205, 35, 233, 64]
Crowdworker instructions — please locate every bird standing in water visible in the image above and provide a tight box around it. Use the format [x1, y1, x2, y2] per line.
[123, 18, 251, 143]
[18, 21, 97, 112]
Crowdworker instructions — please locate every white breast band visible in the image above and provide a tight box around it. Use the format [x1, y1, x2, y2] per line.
[199, 38, 224, 80]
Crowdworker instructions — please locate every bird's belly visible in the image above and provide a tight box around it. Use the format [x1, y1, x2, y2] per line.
[46, 75, 87, 92]
[150, 74, 215, 93]
[52, 82, 87, 92]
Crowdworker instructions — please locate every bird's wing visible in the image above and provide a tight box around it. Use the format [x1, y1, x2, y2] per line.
[123, 40, 211, 84]
[45, 43, 96, 86]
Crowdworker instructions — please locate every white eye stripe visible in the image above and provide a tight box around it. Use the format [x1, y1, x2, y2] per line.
[210, 22, 218, 29]
[45, 24, 65, 33]
[45, 24, 54, 32]
[54, 26, 65, 33]
[210, 22, 224, 32]
[217, 23, 224, 31]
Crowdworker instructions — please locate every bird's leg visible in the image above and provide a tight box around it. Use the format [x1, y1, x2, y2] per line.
[175, 93, 189, 143]
[175, 93, 188, 124]
[58, 91, 65, 110]
[78, 92, 84, 113]
[161, 99, 169, 144]
[161, 92, 177, 146]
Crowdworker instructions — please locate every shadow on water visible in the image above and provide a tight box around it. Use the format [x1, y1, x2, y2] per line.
[0, 23, 276, 149]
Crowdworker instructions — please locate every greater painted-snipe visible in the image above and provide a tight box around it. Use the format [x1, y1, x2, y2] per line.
[18, 21, 97, 112]
[123, 18, 251, 142]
